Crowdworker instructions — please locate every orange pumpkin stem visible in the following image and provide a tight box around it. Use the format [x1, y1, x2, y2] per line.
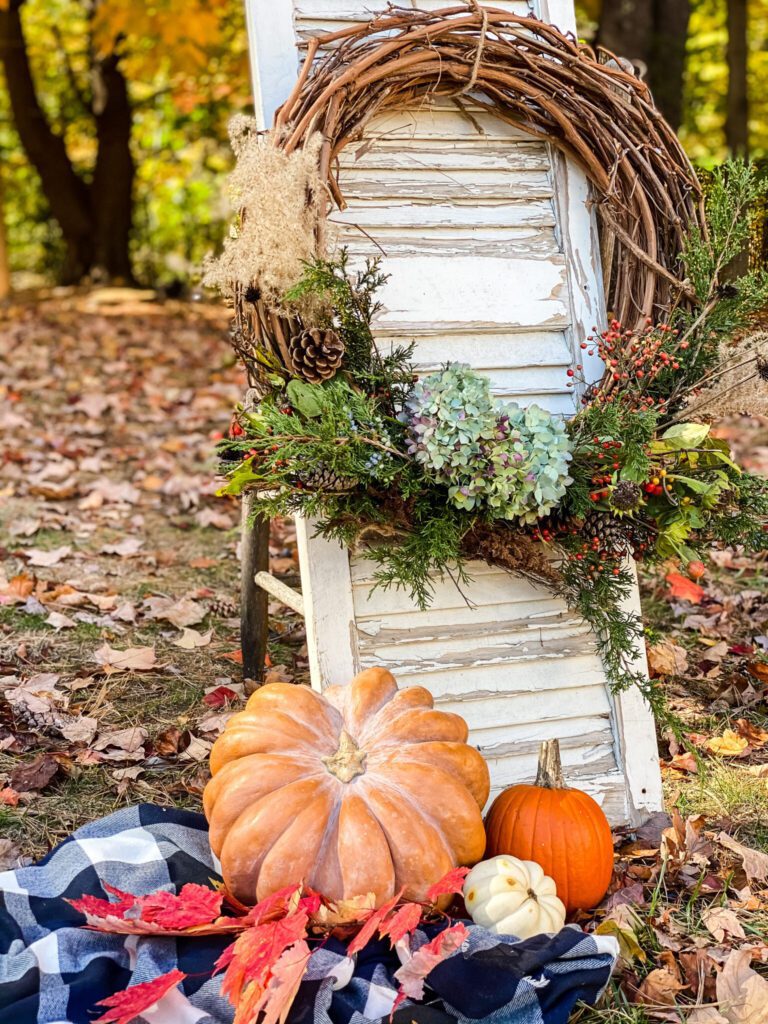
[534, 739, 566, 790]
[322, 729, 368, 783]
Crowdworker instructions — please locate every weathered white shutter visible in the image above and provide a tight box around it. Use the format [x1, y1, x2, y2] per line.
[245, 0, 663, 823]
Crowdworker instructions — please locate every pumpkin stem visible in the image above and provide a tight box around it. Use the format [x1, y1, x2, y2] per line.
[535, 739, 566, 789]
[323, 729, 367, 783]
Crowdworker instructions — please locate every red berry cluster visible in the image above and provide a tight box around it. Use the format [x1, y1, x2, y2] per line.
[568, 319, 689, 409]
[572, 540, 624, 577]
[585, 437, 623, 502]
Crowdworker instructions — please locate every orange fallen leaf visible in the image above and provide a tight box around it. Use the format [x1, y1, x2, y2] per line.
[666, 571, 704, 604]
[733, 718, 768, 748]
[664, 751, 699, 773]
[220, 649, 243, 664]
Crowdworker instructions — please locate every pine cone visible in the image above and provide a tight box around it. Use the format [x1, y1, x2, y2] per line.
[293, 465, 355, 492]
[208, 598, 238, 618]
[288, 328, 344, 383]
[583, 511, 631, 557]
[611, 480, 643, 512]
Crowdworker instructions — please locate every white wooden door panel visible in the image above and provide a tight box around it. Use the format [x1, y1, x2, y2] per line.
[244, 0, 663, 823]
[294, 0, 534, 39]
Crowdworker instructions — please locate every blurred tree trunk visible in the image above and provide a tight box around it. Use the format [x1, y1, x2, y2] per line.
[597, 0, 691, 131]
[726, 0, 749, 155]
[92, 56, 136, 282]
[0, 175, 10, 301]
[0, 0, 135, 284]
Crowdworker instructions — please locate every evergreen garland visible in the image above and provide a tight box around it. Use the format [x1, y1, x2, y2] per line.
[219, 161, 768, 700]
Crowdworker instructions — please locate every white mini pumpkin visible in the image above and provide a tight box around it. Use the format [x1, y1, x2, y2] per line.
[463, 855, 566, 939]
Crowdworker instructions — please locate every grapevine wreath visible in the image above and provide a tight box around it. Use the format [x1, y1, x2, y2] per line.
[207, 3, 768, 704]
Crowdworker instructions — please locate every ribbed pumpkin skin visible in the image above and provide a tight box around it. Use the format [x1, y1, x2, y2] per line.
[484, 783, 613, 914]
[204, 667, 490, 907]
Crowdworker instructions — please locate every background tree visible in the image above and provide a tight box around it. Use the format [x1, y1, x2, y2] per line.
[0, 0, 248, 285]
[576, 0, 768, 165]
[726, 0, 749, 154]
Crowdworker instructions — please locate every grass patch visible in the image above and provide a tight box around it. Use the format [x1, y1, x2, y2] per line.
[671, 762, 768, 852]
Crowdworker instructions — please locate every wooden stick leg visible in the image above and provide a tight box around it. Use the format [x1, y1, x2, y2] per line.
[240, 493, 270, 693]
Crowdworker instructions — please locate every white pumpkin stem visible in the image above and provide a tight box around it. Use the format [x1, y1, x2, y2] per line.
[535, 739, 566, 789]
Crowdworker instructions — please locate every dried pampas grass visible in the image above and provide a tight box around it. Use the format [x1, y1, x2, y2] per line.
[203, 118, 327, 306]
[682, 331, 768, 420]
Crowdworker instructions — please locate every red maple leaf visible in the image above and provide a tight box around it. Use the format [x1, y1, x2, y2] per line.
[217, 908, 310, 1004]
[138, 883, 223, 929]
[424, 867, 469, 903]
[93, 968, 187, 1024]
[68, 884, 137, 923]
[666, 571, 704, 604]
[393, 922, 470, 1002]
[346, 890, 404, 956]
[242, 884, 303, 927]
[378, 903, 423, 947]
[234, 939, 312, 1024]
[203, 685, 239, 708]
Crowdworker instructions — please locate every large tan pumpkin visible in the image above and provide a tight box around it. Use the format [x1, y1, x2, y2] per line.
[204, 668, 490, 906]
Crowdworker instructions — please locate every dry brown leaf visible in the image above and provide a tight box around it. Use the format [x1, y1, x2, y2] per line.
[93, 644, 157, 673]
[647, 640, 689, 677]
[153, 727, 183, 756]
[86, 593, 119, 612]
[189, 556, 218, 569]
[689, 1009, 729, 1024]
[101, 537, 144, 557]
[701, 907, 747, 942]
[24, 545, 72, 567]
[59, 715, 99, 745]
[143, 596, 205, 629]
[45, 611, 76, 630]
[92, 727, 148, 761]
[716, 948, 768, 1024]
[635, 966, 686, 1006]
[733, 719, 768, 748]
[179, 735, 212, 762]
[263, 664, 294, 684]
[717, 833, 768, 884]
[8, 753, 60, 793]
[0, 838, 26, 872]
[111, 601, 138, 622]
[9, 517, 42, 538]
[173, 627, 213, 649]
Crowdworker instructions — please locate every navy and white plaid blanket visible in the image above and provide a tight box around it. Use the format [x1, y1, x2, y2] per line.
[0, 805, 618, 1024]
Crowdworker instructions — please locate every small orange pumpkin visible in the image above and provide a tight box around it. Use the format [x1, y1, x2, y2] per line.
[204, 667, 490, 906]
[484, 739, 613, 913]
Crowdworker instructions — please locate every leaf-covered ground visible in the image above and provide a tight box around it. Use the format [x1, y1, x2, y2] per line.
[0, 294, 308, 859]
[1, 296, 767, 1017]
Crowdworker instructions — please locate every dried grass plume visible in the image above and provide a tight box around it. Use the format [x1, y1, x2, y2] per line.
[203, 117, 326, 306]
[684, 331, 768, 419]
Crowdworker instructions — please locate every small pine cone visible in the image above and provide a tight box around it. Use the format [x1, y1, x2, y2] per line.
[9, 700, 59, 736]
[288, 328, 344, 383]
[611, 480, 643, 512]
[293, 464, 355, 492]
[583, 511, 630, 557]
[208, 597, 238, 618]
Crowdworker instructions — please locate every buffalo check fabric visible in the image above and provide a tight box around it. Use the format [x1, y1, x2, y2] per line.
[0, 804, 618, 1024]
